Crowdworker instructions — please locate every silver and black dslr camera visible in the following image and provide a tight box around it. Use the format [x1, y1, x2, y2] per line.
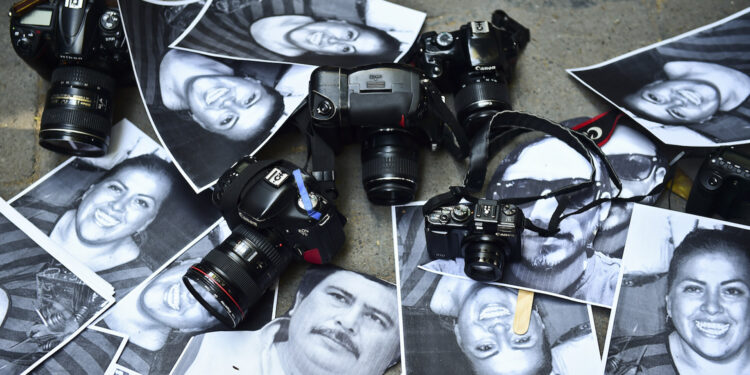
[424, 199, 523, 281]
[417, 10, 529, 135]
[9, 0, 131, 156]
[183, 157, 346, 328]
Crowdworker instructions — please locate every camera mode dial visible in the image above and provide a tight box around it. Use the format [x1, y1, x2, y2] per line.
[436, 32, 454, 48]
[451, 205, 471, 222]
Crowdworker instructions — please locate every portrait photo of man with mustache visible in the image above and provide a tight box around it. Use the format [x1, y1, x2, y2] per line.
[172, 265, 400, 375]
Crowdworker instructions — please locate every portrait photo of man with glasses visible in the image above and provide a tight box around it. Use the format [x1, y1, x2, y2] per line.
[422, 135, 622, 307]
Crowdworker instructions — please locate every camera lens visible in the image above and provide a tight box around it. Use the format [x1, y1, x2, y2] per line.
[454, 79, 511, 136]
[361, 128, 419, 205]
[462, 234, 506, 282]
[183, 225, 291, 328]
[39, 66, 115, 157]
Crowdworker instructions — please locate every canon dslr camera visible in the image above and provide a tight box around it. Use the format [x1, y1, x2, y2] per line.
[10, 0, 131, 156]
[425, 199, 523, 281]
[686, 147, 750, 225]
[417, 10, 529, 135]
[183, 157, 347, 327]
[309, 63, 465, 205]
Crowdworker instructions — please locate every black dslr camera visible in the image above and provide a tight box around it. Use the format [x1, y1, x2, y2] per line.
[309, 63, 466, 205]
[183, 157, 347, 327]
[417, 10, 529, 135]
[686, 147, 750, 225]
[9, 0, 131, 156]
[424, 199, 523, 281]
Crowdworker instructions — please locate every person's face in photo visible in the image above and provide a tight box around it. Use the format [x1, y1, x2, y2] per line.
[598, 126, 666, 253]
[186, 75, 279, 140]
[495, 138, 604, 270]
[287, 271, 399, 375]
[666, 251, 750, 360]
[455, 285, 547, 375]
[624, 79, 720, 125]
[287, 20, 388, 56]
[75, 166, 170, 245]
[139, 259, 218, 331]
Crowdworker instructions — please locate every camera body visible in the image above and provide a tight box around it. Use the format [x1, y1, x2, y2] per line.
[309, 63, 449, 205]
[686, 147, 750, 225]
[9, 0, 131, 156]
[424, 199, 523, 281]
[184, 157, 346, 327]
[417, 10, 529, 135]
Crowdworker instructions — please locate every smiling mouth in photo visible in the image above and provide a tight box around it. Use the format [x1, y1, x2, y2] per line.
[205, 87, 229, 105]
[676, 89, 702, 106]
[164, 283, 182, 311]
[694, 320, 730, 337]
[479, 304, 511, 320]
[307, 31, 324, 46]
[94, 209, 121, 228]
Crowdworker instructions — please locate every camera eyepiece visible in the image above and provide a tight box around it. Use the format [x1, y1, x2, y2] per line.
[361, 128, 419, 205]
[39, 66, 115, 156]
[183, 225, 291, 328]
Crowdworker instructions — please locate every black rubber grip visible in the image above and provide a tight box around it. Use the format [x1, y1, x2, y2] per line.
[40, 107, 111, 136]
[362, 155, 418, 182]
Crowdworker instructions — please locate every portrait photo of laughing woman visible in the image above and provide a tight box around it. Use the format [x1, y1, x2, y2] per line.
[606, 205, 750, 375]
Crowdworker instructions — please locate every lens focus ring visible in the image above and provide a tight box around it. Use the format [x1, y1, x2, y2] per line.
[455, 81, 511, 120]
[362, 156, 418, 183]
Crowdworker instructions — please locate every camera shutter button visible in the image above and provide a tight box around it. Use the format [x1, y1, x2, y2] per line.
[436, 32, 454, 48]
[315, 100, 333, 116]
[707, 174, 722, 187]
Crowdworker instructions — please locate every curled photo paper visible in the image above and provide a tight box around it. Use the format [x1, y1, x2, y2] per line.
[602, 205, 750, 375]
[392, 204, 601, 375]
[170, 265, 399, 375]
[10, 119, 221, 298]
[170, 0, 426, 67]
[29, 325, 129, 375]
[118, 0, 315, 191]
[0, 198, 115, 374]
[568, 8, 750, 146]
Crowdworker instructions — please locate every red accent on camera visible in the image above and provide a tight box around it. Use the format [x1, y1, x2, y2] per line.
[303, 249, 323, 264]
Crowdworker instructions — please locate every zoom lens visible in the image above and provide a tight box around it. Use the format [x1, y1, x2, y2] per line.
[183, 225, 291, 327]
[454, 79, 511, 136]
[361, 128, 419, 205]
[39, 66, 115, 157]
[462, 234, 506, 282]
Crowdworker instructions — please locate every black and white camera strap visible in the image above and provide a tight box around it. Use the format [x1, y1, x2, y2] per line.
[425, 110, 669, 237]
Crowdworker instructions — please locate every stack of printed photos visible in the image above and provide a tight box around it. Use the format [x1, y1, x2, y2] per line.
[3, 1, 750, 374]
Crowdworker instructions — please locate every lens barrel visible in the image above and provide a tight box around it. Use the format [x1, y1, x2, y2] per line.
[39, 66, 115, 157]
[454, 79, 511, 136]
[361, 129, 419, 205]
[183, 225, 291, 328]
[462, 234, 506, 282]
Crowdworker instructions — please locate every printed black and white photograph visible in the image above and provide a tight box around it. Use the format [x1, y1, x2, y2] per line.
[564, 115, 669, 258]
[92, 221, 276, 375]
[568, 8, 750, 146]
[30, 326, 128, 375]
[394, 134, 624, 307]
[395, 267, 600, 374]
[170, 265, 400, 375]
[9, 119, 221, 297]
[169, 0, 425, 67]
[118, 0, 315, 191]
[114, 364, 141, 375]
[0, 198, 115, 374]
[604, 205, 750, 375]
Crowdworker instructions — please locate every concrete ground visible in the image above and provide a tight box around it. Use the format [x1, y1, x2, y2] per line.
[2, 0, 749, 373]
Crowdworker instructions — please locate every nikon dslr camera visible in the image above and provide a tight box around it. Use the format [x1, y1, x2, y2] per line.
[424, 199, 523, 281]
[417, 10, 529, 135]
[183, 157, 347, 327]
[10, 0, 131, 156]
[309, 63, 466, 205]
[686, 147, 750, 225]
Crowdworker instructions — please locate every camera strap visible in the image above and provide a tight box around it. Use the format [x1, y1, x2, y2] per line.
[422, 79, 470, 159]
[425, 110, 625, 237]
[289, 100, 339, 201]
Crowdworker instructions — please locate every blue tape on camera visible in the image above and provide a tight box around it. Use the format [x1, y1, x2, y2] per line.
[293, 169, 322, 220]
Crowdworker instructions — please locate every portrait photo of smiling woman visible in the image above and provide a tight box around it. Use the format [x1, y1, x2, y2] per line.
[569, 8, 750, 146]
[169, 0, 425, 67]
[605, 205, 750, 375]
[10, 121, 220, 296]
[119, 1, 314, 191]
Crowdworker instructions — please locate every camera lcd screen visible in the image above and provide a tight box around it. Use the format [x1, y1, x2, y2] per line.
[20, 9, 53, 26]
